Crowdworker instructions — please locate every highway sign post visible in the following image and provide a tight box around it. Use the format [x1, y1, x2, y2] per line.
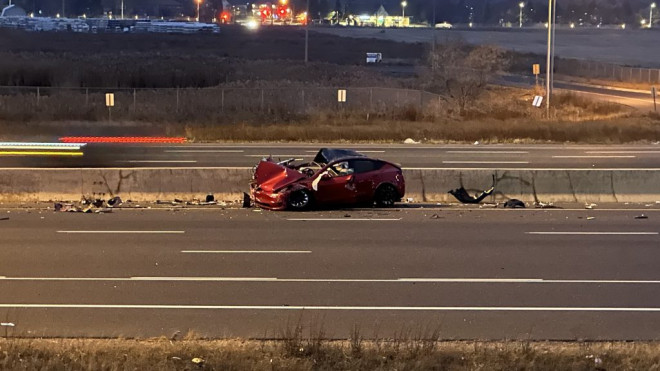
[105, 93, 114, 121]
[652, 87, 657, 112]
[533, 63, 540, 86]
[337, 89, 347, 103]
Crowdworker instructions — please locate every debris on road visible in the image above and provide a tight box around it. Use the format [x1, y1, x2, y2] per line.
[205, 194, 215, 202]
[586, 216, 596, 220]
[635, 214, 649, 219]
[403, 138, 419, 144]
[534, 202, 559, 209]
[585, 203, 598, 209]
[242, 192, 252, 208]
[449, 176, 495, 204]
[107, 196, 122, 207]
[430, 213, 442, 219]
[0, 217, 9, 221]
[503, 199, 525, 208]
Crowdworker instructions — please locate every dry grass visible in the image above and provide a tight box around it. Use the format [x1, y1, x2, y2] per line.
[1, 337, 660, 370]
[0, 85, 648, 145]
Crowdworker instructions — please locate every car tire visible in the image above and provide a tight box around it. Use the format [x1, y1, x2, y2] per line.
[374, 184, 399, 207]
[288, 189, 312, 210]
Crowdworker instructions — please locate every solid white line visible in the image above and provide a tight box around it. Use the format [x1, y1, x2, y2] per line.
[181, 250, 311, 254]
[1, 304, 660, 311]
[57, 231, 185, 234]
[586, 151, 660, 154]
[3, 276, 660, 284]
[304, 150, 386, 153]
[121, 160, 198, 163]
[446, 151, 528, 154]
[442, 161, 529, 164]
[287, 218, 401, 221]
[244, 155, 311, 157]
[164, 150, 244, 153]
[526, 232, 658, 235]
[552, 155, 636, 159]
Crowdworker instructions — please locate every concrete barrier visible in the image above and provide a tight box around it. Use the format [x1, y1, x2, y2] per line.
[0, 167, 659, 203]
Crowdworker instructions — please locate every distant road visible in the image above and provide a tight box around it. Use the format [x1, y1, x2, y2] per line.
[314, 27, 660, 68]
[2, 208, 660, 339]
[3, 143, 660, 169]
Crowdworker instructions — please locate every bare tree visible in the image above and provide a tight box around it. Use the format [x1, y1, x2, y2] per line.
[426, 40, 509, 114]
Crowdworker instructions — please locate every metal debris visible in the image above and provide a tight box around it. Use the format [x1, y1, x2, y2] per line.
[635, 214, 649, 219]
[503, 199, 525, 208]
[585, 203, 597, 209]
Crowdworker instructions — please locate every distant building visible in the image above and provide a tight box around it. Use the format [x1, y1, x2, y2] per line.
[1, 4, 27, 17]
[357, 5, 409, 27]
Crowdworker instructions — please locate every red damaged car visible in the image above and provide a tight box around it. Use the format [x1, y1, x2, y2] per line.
[251, 148, 405, 210]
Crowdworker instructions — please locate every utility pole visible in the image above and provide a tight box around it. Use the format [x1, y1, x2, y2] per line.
[305, 0, 310, 63]
[545, 0, 554, 118]
[61, 0, 65, 17]
[121, 0, 124, 18]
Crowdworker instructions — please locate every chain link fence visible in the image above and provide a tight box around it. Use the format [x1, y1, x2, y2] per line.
[0, 86, 444, 121]
[556, 59, 660, 85]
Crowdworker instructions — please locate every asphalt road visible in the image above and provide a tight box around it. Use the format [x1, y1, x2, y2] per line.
[499, 75, 656, 110]
[3, 143, 660, 169]
[1, 207, 660, 340]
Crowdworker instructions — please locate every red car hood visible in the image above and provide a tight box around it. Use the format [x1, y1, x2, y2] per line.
[253, 160, 306, 192]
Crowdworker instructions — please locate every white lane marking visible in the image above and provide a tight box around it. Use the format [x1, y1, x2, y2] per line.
[0, 322, 15, 326]
[404, 168, 660, 171]
[287, 218, 401, 221]
[164, 150, 244, 153]
[120, 160, 198, 163]
[57, 231, 185, 234]
[181, 250, 311, 254]
[0, 142, 86, 149]
[586, 151, 660, 154]
[552, 155, 636, 159]
[2, 304, 660, 312]
[244, 155, 311, 158]
[4, 276, 660, 285]
[446, 151, 528, 154]
[527, 232, 658, 235]
[442, 161, 529, 164]
[304, 150, 386, 153]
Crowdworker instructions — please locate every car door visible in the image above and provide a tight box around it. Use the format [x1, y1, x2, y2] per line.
[349, 159, 384, 203]
[314, 161, 358, 205]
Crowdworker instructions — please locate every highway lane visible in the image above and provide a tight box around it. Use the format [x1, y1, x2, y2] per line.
[1, 208, 660, 339]
[2, 143, 660, 169]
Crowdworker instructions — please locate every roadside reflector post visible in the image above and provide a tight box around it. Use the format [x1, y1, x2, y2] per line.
[105, 93, 115, 121]
[36, 86, 40, 106]
[133, 89, 137, 113]
[533, 63, 540, 87]
[532, 95, 544, 108]
[652, 86, 657, 112]
[337, 89, 347, 118]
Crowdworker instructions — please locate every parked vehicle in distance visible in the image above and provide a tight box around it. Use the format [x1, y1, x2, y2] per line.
[435, 22, 453, 29]
[251, 148, 405, 210]
[366, 52, 383, 64]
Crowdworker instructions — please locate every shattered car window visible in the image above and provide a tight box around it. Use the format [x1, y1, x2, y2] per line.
[350, 159, 384, 174]
[313, 148, 365, 164]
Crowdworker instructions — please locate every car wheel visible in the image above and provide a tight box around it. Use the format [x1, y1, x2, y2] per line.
[288, 189, 312, 210]
[374, 184, 398, 207]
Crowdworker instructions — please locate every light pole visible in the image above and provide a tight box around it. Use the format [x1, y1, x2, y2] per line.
[401, 1, 407, 26]
[305, 0, 309, 63]
[519, 2, 525, 28]
[121, 0, 124, 18]
[196, 0, 202, 21]
[545, 0, 554, 118]
[651, 3, 657, 28]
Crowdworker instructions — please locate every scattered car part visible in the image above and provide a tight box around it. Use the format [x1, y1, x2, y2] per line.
[448, 176, 495, 204]
[504, 199, 525, 208]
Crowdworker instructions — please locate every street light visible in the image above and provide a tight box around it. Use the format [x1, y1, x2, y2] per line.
[401, 1, 407, 25]
[196, 0, 202, 22]
[650, 3, 657, 28]
[519, 2, 525, 28]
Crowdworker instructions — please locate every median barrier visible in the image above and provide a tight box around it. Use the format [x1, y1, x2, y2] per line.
[0, 168, 659, 203]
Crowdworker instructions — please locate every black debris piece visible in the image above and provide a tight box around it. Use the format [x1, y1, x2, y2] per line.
[242, 192, 252, 208]
[635, 214, 649, 219]
[54, 202, 63, 212]
[92, 199, 105, 208]
[448, 175, 495, 204]
[504, 199, 525, 208]
[107, 196, 122, 207]
[206, 194, 215, 202]
[0, 217, 9, 221]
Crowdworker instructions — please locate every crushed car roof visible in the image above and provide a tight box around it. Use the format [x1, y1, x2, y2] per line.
[312, 148, 366, 164]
